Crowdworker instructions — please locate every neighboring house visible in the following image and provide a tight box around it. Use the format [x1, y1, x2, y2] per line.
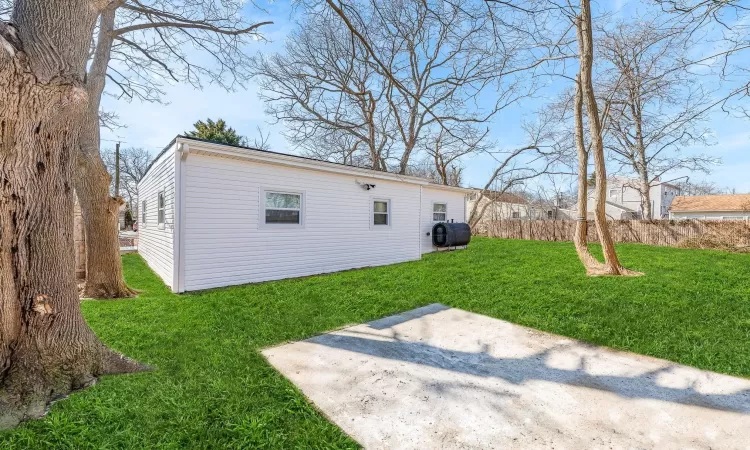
[468, 191, 576, 221]
[138, 136, 471, 293]
[468, 192, 533, 220]
[669, 194, 750, 220]
[118, 203, 127, 230]
[587, 176, 681, 219]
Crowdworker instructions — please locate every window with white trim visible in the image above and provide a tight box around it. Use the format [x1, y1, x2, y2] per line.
[157, 191, 165, 225]
[432, 203, 447, 222]
[264, 190, 303, 225]
[373, 199, 390, 226]
[141, 200, 147, 225]
[609, 189, 618, 198]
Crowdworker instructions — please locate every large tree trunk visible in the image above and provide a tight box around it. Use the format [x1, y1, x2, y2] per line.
[75, 7, 135, 299]
[76, 111, 136, 299]
[577, 0, 640, 276]
[0, 1, 145, 430]
[572, 72, 607, 274]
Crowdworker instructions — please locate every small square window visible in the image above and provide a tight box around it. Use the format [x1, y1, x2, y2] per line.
[373, 200, 390, 226]
[264, 190, 303, 225]
[433, 203, 447, 222]
[609, 189, 618, 198]
[157, 192, 165, 225]
[512, 211, 520, 219]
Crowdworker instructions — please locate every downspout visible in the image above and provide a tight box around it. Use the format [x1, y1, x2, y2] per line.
[173, 141, 190, 293]
[419, 185, 424, 258]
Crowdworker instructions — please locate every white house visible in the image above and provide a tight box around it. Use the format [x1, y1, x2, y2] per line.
[587, 176, 681, 219]
[137, 136, 471, 292]
[669, 194, 750, 220]
[467, 192, 533, 221]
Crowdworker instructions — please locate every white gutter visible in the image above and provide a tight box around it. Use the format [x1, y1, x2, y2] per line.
[424, 183, 476, 194]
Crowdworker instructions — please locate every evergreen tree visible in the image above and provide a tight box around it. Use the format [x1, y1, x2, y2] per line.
[185, 118, 246, 146]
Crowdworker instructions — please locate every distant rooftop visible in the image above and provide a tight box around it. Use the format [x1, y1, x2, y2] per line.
[670, 194, 750, 212]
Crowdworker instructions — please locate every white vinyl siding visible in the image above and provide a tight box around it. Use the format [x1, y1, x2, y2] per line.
[421, 187, 467, 254]
[137, 145, 176, 288]
[182, 154, 422, 291]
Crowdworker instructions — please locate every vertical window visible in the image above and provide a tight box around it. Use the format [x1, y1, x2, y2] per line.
[141, 200, 147, 225]
[547, 210, 554, 219]
[373, 200, 390, 226]
[433, 203, 447, 222]
[157, 192, 165, 225]
[264, 190, 302, 225]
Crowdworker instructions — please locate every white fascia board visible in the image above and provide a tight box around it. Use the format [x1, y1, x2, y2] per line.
[424, 184, 475, 194]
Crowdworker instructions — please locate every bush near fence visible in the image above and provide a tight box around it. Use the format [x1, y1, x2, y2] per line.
[479, 219, 750, 251]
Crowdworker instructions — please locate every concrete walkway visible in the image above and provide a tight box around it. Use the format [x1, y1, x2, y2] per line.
[263, 304, 750, 449]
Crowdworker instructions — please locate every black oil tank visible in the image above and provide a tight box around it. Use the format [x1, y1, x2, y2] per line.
[432, 222, 472, 247]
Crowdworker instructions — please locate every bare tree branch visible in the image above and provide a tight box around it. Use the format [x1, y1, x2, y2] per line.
[597, 17, 719, 218]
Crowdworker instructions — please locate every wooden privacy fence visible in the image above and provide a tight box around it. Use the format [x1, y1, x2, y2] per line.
[480, 219, 750, 250]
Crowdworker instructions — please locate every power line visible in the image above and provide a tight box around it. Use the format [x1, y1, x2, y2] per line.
[100, 138, 163, 150]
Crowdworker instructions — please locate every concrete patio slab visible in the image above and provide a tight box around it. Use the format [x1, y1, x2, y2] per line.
[262, 304, 750, 449]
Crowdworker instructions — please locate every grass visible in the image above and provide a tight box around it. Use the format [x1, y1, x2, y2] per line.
[1, 237, 749, 448]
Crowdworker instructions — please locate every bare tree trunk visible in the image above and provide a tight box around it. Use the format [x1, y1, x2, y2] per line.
[76, 7, 135, 298]
[399, 139, 416, 175]
[0, 1, 145, 430]
[572, 73, 607, 274]
[76, 111, 136, 299]
[632, 100, 652, 220]
[577, 0, 640, 276]
[639, 169, 652, 219]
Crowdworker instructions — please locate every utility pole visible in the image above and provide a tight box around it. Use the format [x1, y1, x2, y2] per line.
[115, 141, 121, 198]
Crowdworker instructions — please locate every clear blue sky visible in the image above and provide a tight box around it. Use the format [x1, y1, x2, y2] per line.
[101, 0, 750, 193]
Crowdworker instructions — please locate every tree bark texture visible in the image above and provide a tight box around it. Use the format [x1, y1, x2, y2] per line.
[75, 6, 136, 298]
[576, 0, 640, 276]
[0, 0, 144, 430]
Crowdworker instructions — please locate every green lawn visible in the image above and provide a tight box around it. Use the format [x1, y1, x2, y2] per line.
[1, 238, 749, 448]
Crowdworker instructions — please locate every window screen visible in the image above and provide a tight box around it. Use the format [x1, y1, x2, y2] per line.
[433, 203, 447, 222]
[373, 200, 389, 225]
[265, 191, 302, 224]
[157, 192, 165, 225]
